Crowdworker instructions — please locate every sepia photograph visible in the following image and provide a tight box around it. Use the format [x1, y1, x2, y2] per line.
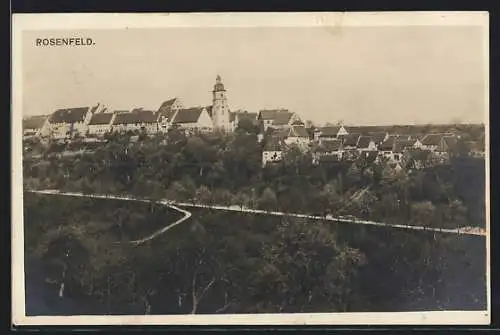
[12, 12, 490, 325]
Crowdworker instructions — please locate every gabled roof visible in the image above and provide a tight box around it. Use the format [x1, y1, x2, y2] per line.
[357, 136, 375, 149]
[264, 137, 282, 151]
[49, 107, 91, 123]
[113, 110, 157, 124]
[259, 109, 290, 121]
[158, 98, 180, 121]
[343, 133, 361, 147]
[158, 98, 178, 111]
[379, 135, 398, 151]
[289, 125, 309, 138]
[422, 133, 447, 146]
[232, 110, 258, 123]
[318, 126, 340, 137]
[317, 139, 342, 152]
[393, 139, 417, 153]
[89, 113, 114, 125]
[370, 132, 387, 143]
[23, 116, 47, 129]
[90, 105, 99, 114]
[272, 111, 294, 125]
[172, 107, 205, 124]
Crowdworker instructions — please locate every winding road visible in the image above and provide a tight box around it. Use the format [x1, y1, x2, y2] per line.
[27, 189, 486, 238]
[28, 190, 192, 245]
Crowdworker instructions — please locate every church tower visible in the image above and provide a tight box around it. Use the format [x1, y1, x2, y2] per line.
[212, 75, 230, 131]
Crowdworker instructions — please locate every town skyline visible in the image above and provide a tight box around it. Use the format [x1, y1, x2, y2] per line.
[22, 26, 486, 125]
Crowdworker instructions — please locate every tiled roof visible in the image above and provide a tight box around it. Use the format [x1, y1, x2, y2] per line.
[113, 110, 157, 124]
[89, 113, 114, 125]
[317, 139, 342, 152]
[379, 135, 397, 150]
[158, 98, 177, 110]
[357, 136, 374, 149]
[318, 126, 340, 137]
[343, 133, 361, 146]
[158, 98, 179, 121]
[259, 109, 289, 120]
[393, 139, 416, 153]
[172, 107, 204, 124]
[272, 112, 294, 125]
[370, 132, 387, 143]
[422, 134, 445, 146]
[290, 125, 309, 138]
[232, 110, 257, 123]
[23, 116, 47, 129]
[49, 107, 90, 123]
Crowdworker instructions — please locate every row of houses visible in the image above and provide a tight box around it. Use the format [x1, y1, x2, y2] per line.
[23, 75, 249, 139]
[260, 115, 485, 168]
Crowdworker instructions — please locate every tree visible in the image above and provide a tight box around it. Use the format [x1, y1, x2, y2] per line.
[258, 187, 278, 211]
[250, 218, 366, 313]
[195, 185, 213, 204]
[409, 201, 437, 229]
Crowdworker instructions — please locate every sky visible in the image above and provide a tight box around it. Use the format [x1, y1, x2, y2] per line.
[22, 26, 486, 125]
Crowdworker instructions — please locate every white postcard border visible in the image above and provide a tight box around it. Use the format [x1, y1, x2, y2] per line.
[11, 11, 491, 326]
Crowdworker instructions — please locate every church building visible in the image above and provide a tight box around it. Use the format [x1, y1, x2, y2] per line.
[210, 75, 231, 131]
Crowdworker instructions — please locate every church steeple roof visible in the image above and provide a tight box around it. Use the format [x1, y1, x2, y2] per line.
[213, 74, 226, 92]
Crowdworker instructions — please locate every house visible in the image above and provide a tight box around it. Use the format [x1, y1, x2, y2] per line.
[87, 112, 115, 136]
[369, 132, 389, 145]
[23, 115, 49, 138]
[46, 105, 99, 139]
[258, 109, 300, 131]
[378, 135, 398, 160]
[356, 136, 377, 153]
[314, 125, 349, 142]
[157, 98, 183, 132]
[170, 107, 214, 133]
[284, 124, 310, 150]
[312, 139, 342, 165]
[262, 138, 283, 167]
[112, 109, 158, 134]
[342, 133, 361, 149]
[402, 149, 431, 170]
[419, 133, 455, 151]
[230, 110, 258, 131]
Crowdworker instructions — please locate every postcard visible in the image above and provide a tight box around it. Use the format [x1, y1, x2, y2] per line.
[12, 12, 490, 326]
